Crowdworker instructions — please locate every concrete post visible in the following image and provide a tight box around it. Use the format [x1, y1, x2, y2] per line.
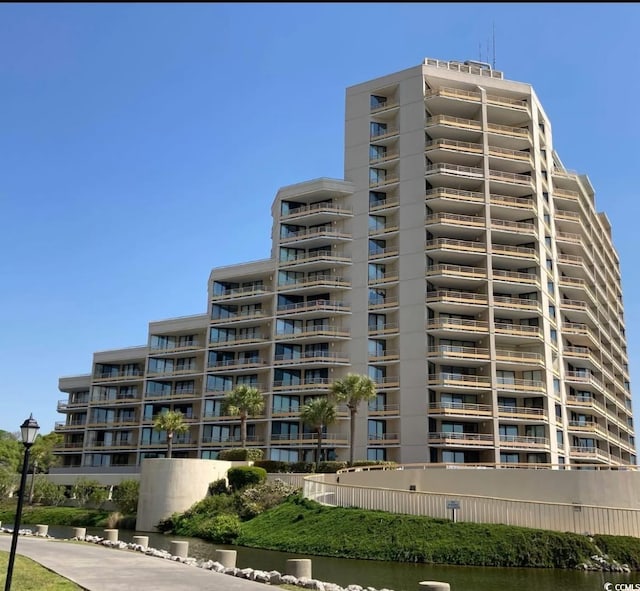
[286, 559, 312, 579]
[103, 529, 118, 542]
[170, 541, 189, 559]
[215, 549, 237, 568]
[419, 582, 451, 591]
[132, 535, 149, 549]
[35, 524, 48, 536]
[72, 527, 86, 540]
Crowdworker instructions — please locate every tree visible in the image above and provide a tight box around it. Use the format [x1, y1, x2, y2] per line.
[28, 431, 63, 504]
[221, 385, 264, 448]
[153, 410, 189, 459]
[112, 479, 140, 515]
[330, 373, 377, 465]
[300, 397, 338, 470]
[0, 432, 22, 473]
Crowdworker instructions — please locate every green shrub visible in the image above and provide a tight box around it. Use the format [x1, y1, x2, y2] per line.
[194, 514, 241, 543]
[290, 461, 315, 473]
[112, 479, 139, 515]
[0, 506, 109, 527]
[32, 477, 66, 506]
[227, 466, 267, 491]
[350, 460, 398, 469]
[208, 479, 229, 495]
[237, 479, 299, 520]
[218, 448, 264, 461]
[254, 460, 290, 473]
[316, 461, 348, 473]
[593, 534, 640, 569]
[0, 467, 17, 499]
[72, 478, 107, 508]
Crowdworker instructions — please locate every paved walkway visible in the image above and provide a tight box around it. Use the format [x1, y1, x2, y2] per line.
[0, 534, 272, 591]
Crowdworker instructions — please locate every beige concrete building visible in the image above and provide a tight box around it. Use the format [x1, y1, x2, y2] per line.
[54, 58, 636, 480]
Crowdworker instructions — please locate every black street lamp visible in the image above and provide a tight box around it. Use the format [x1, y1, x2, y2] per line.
[4, 414, 39, 591]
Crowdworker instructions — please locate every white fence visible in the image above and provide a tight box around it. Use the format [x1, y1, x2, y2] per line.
[303, 474, 640, 537]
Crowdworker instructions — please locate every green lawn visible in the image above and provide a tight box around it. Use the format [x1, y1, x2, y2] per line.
[0, 551, 83, 590]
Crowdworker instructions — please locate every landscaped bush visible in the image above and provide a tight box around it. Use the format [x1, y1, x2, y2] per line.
[316, 461, 348, 473]
[72, 478, 108, 508]
[32, 477, 66, 506]
[254, 460, 290, 473]
[208, 479, 229, 495]
[112, 479, 139, 515]
[0, 506, 109, 527]
[350, 460, 398, 469]
[217, 448, 264, 461]
[593, 534, 640, 569]
[227, 466, 267, 491]
[289, 461, 315, 473]
[237, 479, 298, 520]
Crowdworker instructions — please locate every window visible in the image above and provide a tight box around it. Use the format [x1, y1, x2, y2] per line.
[368, 339, 386, 356]
[275, 343, 302, 361]
[368, 263, 385, 281]
[370, 95, 387, 109]
[556, 430, 564, 445]
[370, 145, 387, 160]
[525, 425, 546, 438]
[368, 419, 386, 440]
[369, 238, 386, 256]
[369, 191, 387, 207]
[500, 453, 519, 463]
[549, 305, 556, 319]
[369, 168, 387, 184]
[175, 381, 194, 394]
[276, 319, 303, 335]
[205, 375, 233, 392]
[368, 313, 386, 330]
[370, 121, 387, 138]
[145, 381, 171, 396]
[367, 448, 386, 461]
[368, 392, 387, 412]
[203, 399, 223, 418]
[210, 327, 235, 343]
[544, 214, 551, 226]
[547, 281, 554, 294]
[280, 224, 302, 239]
[269, 448, 299, 462]
[273, 369, 301, 386]
[499, 424, 518, 438]
[278, 270, 303, 286]
[546, 258, 553, 271]
[545, 236, 552, 248]
[271, 422, 300, 440]
[368, 288, 386, 305]
[496, 370, 516, 385]
[550, 329, 557, 343]
[279, 247, 303, 262]
[368, 365, 385, 382]
[369, 215, 386, 232]
[442, 450, 465, 463]
[236, 374, 258, 387]
[273, 395, 299, 413]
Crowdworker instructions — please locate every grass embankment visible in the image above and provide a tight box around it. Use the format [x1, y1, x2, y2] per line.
[0, 551, 83, 590]
[235, 495, 630, 569]
[0, 506, 110, 528]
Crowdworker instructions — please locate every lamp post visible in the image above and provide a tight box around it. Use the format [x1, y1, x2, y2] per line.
[4, 414, 39, 591]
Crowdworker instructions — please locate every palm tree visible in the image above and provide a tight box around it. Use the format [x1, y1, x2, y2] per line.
[300, 397, 338, 470]
[222, 385, 265, 447]
[330, 373, 377, 465]
[153, 410, 188, 459]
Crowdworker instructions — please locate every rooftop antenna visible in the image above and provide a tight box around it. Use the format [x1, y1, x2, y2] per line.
[492, 21, 496, 69]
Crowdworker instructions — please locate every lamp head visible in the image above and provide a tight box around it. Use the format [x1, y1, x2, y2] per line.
[20, 414, 40, 447]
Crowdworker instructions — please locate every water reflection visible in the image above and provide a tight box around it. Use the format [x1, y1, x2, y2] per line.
[40, 525, 635, 591]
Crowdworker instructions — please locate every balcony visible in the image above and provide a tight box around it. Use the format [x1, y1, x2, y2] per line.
[427, 345, 490, 362]
[426, 115, 482, 133]
[497, 406, 546, 420]
[490, 193, 535, 211]
[150, 340, 203, 354]
[494, 323, 542, 339]
[276, 300, 350, 316]
[211, 285, 270, 302]
[569, 446, 610, 463]
[425, 187, 484, 204]
[279, 227, 351, 245]
[488, 145, 532, 164]
[270, 432, 348, 446]
[486, 122, 530, 140]
[370, 98, 399, 114]
[499, 435, 549, 448]
[368, 349, 400, 362]
[201, 435, 264, 447]
[370, 174, 399, 189]
[427, 318, 489, 335]
[428, 373, 492, 389]
[369, 246, 400, 261]
[368, 272, 399, 286]
[207, 358, 267, 371]
[57, 398, 90, 412]
[429, 402, 492, 417]
[369, 197, 400, 213]
[147, 366, 202, 378]
[280, 202, 352, 221]
[492, 269, 539, 286]
[93, 370, 143, 382]
[211, 310, 266, 325]
[368, 403, 400, 417]
[368, 296, 398, 311]
[425, 212, 485, 229]
[491, 243, 537, 260]
[425, 86, 482, 104]
[368, 322, 399, 336]
[370, 125, 399, 141]
[428, 431, 494, 446]
[54, 421, 86, 431]
[565, 395, 607, 417]
[426, 290, 488, 309]
[145, 390, 201, 401]
[373, 376, 400, 390]
[426, 263, 487, 280]
[273, 351, 350, 366]
[272, 377, 332, 392]
[553, 188, 580, 202]
[556, 232, 582, 246]
[490, 219, 536, 235]
[425, 238, 486, 255]
[496, 378, 545, 393]
[368, 433, 400, 445]
[277, 275, 351, 291]
[274, 325, 350, 341]
[279, 250, 351, 269]
[425, 138, 483, 155]
[493, 295, 541, 312]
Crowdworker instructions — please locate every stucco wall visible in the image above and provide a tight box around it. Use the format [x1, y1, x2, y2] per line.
[337, 467, 640, 508]
[136, 458, 234, 532]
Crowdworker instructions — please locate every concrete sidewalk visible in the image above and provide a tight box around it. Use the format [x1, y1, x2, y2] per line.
[0, 534, 272, 591]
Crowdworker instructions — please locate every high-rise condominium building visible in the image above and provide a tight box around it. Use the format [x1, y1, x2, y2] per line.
[55, 58, 636, 478]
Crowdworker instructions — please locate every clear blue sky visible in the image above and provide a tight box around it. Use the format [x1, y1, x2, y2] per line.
[2, 3, 640, 438]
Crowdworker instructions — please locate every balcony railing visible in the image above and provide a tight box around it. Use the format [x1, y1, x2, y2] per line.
[425, 115, 481, 131]
[211, 285, 270, 300]
[427, 318, 489, 332]
[492, 269, 538, 284]
[427, 345, 490, 358]
[281, 202, 352, 219]
[425, 212, 485, 227]
[428, 432, 494, 445]
[495, 378, 545, 391]
[493, 295, 540, 310]
[495, 349, 543, 363]
[276, 300, 350, 314]
[93, 370, 143, 381]
[426, 290, 488, 305]
[280, 228, 351, 242]
[499, 435, 549, 447]
[494, 323, 542, 338]
[428, 373, 492, 387]
[498, 406, 545, 418]
[426, 263, 487, 278]
[278, 276, 350, 289]
[425, 187, 484, 203]
[425, 238, 485, 253]
[370, 126, 399, 140]
[487, 122, 530, 139]
[429, 402, 493, 415]
[490, 219, 536, 233]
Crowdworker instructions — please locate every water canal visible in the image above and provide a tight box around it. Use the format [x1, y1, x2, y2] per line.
[39, 525, 636, 591]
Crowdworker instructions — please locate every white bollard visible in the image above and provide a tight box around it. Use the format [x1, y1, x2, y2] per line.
[103, 529, 118, 542]
[215, 549, 237, 568]
[419, 582, 451, 591]
[132, 535, 149, 549]
[35, 524, 48, 536]
[286, 559, 312, 579]
[73, 527, 86, 540]
[170, 540, 189, 559]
